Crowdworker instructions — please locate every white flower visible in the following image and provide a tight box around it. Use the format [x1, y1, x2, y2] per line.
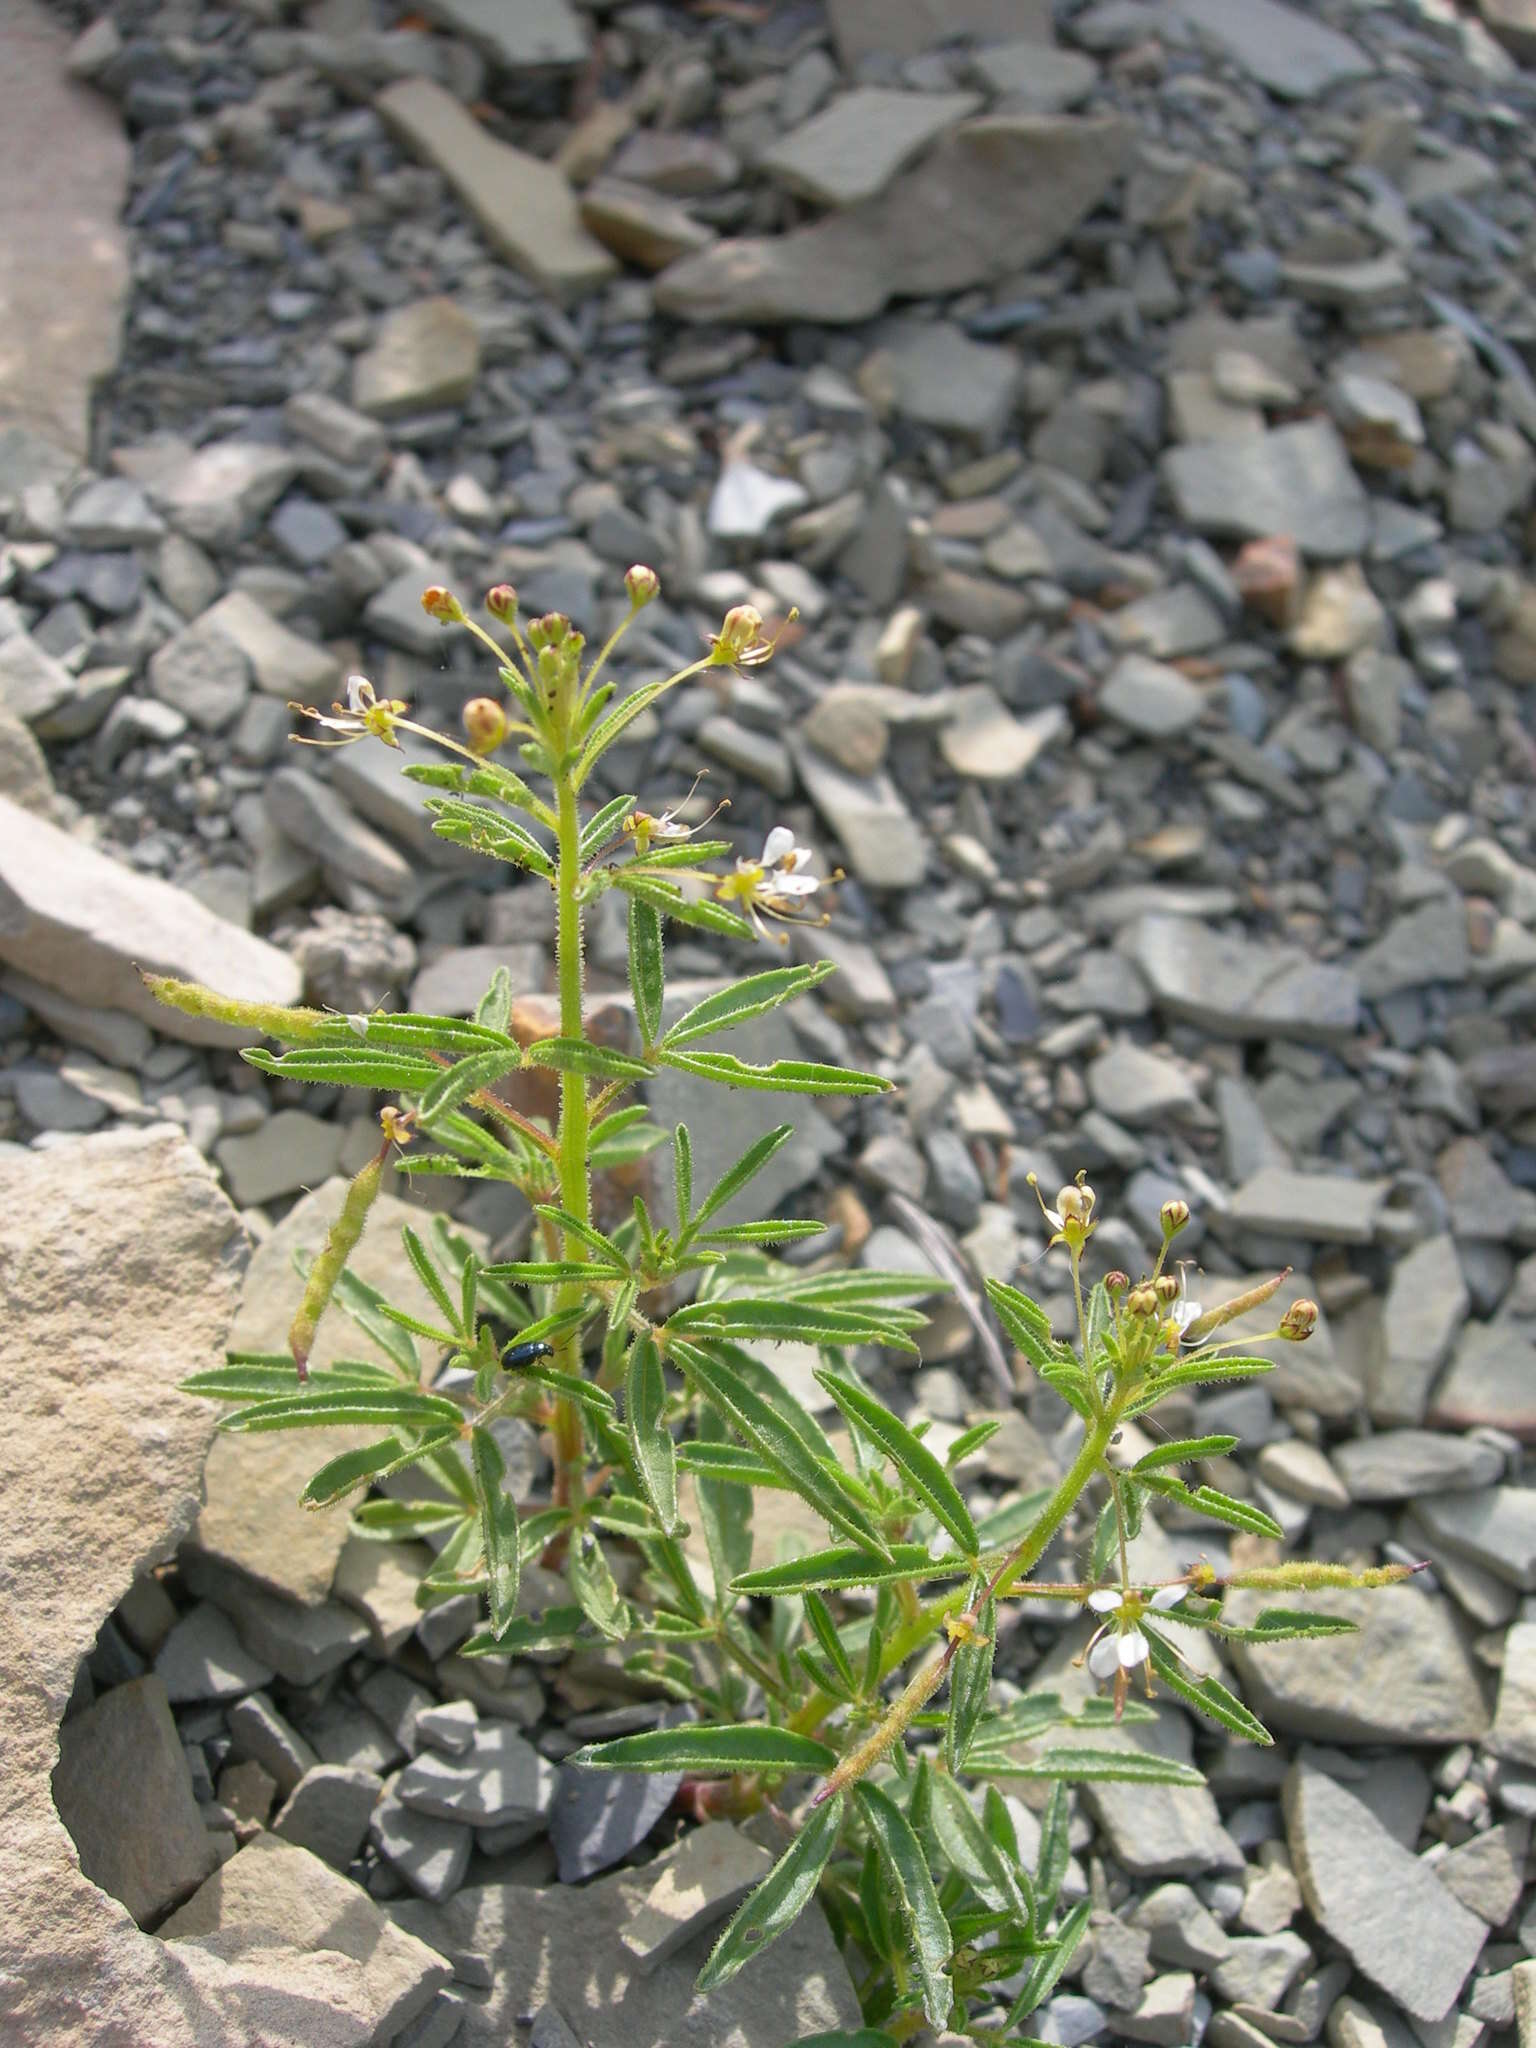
[1168, 1296, 1203, 1336]
[1083, 1584, 1186, 1680]
[291, 673, 409, 749]
[716, 825, 825, 942]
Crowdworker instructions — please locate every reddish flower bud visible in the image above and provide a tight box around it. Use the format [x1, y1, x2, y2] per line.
[463, 697, 508, 755]
[420, 585, 463, 624]
[486, 583, 518, 621]
[625, 563, 660, 608]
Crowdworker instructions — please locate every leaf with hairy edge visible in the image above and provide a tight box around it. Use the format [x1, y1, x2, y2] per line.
[701, 1219, 826, 1245]
[671, 1298, 919, 1354]
[401, 1225, 462, 1338]
[1006, 1898, 1091, 2029]
[696, 1793, 845, 1994]
[417, 1046, 525, 1124]
[946, 1589, 997, 1775]
[1034, 1783, 1070, 1918]
[662, 963, 837, 1048]
[568, 1724, 836, 1775]
[1137, 1474, 1284, 1541]
[732, 1544, 960, 1596]
[1142, 1632, 1272, 1744]
[1131, 1435, 1239, 1473]
[350, 1497, 466, 1540]
[525, 1207, 629, 1270]
[182, 1360, 394, 1401]
[625, 1336, 679, 1536]
[1204, 1605, 1360, 1643]
[221, 1387, 466, 1432]
[242, 1046, 444, 1091]
[929, 1773, 1032, 1929]
[985, 1280, 1070, 1375]
[662, 1048, 893, 1097]
[969, 1746, 1204, 1787]
[673, 1342, 892, 1556]
[568, 1529, 629, 1640]
[675, 1440, 785, 1489]
[946, 1419, 1002, 1466]
[816, 1369, 978, 1557]
[854, 1782, 953, 2029]
[683, 1124, 794, 1239]
[628, 895, 665, 1047]
[620, 874, 755, 942]
[692, 1406, 753, 1611]
[702, 1337, 839, 1469]
[1121, 1357, 1276, 1412]
[470, 1426, 521, 1638]
[300, 1433, 451, 1509]
[524, 1038, 653, 1082]
[459, 1604, 592, 1658]
[802, 1591, 857, 1697]
[578, 792, 637, 861]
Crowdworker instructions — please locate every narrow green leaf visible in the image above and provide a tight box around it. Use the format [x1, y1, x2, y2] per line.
[401, 1225, 462, 1338]
[569, 1724, 837, 1776]
[471, 1426, 521, 1638]
[816, 1369, 978, 1557]
[1034, 1782, 1070, 1917]
[854, 1782, 953, 2030]
[1143, 1632, 1272, 1744]
[692, 1405, 753, 1611]
[300, 1435, 413, 1508]
[182, 1360, 390, 1401]
[675, 1440, 785, 1489]
[417, 1045, 525, 1123]
[628, 895, 665, 1047]
[701, 1219, 826, 1246]
[685, 1124, 794, 1236]
[220, 1387, 466, 1432]
[928, 1773, 1031, 1926]
[985, 1280, 1070, 1375]
[946, 1420, 1002, 1465]
[1122, 1356, 1276, 1412]
[516, 1362, 616, 1414]
[732, 1544, 955, 1596]
[700, 1337, 840, 1470]
[945, 1590, 996, 1775]
[672, 1298, 919, 1355]
[620, 873, 755, 942]
[526, 1206, 629, 1270]
[351, 1497, 466, 1539]
[802, 1591, 857, 1696]
[673, 1123, 693, 1235]
[625, 1336, 679, 1536]
[661, 1049, 893, 1097]
[475, 965, 513, 1036]
[241, 1045, 444, 1091]
[568, 1529, 629, 1640]
[1006, 1898, 1090, 2029]
[673, 1342, 891, 1557]
[459, 1604, 591, 1658]
[662, 963, 837, 1049]
[1137, 1474, 1284, 1540]
[524, 1037, 653, 1082]
[1132, 1434, 1239, 1474]
[424, 796, 553, 876]
[1206, 1604, 1361, 1643]
[696, 1794, 845, 1994]
[970, 1746, 1204, 1787]
[578, 791, 637, 860]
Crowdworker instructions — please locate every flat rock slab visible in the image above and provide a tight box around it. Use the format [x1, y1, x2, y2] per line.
[826, 0, 1051, 62]
[52, 1674, 221, 1928]
[0, 1128, 361, 2046]
[193, 1180, 487, 1607]
[1228, 1166, 1387, 1244]
[0, 0, 129, 455]
[162, 1832, 449, 2040]
[1165, 0, 1373, 100]
[619, 1821, 773, 1974]
[1224, 1584, 1490, 1745]
[1161, 420, 1370, 561]
[417, 0, 587, 69]
[1125, 913, 1360, 1044]
[377, 77, 616, 300]
[760, 88, 981, 209]
[1412, 1487, 1536, 1591]
[0, 796, 301, 1046]
[1284, 1763, 1485, 2022]
[656, 115, 1131, 326]
[389, 1858, 862, 2046]
[1428, 1319, 1536, 1443]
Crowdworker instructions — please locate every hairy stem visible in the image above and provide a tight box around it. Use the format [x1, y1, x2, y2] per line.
[550, 767, 591, 1511]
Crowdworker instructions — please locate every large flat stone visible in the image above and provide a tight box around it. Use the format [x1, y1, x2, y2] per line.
[1284, 1763, 1485, 2022]
[1124, 913, 1360, 1044]
[417, 0, 587, 68]
[0, 797, 302, 1046]
[795, 742, 929, 888]
[162, 1832, 450, 2040]
[1165, 0, 1373, 100]
[193, 1180, 486, 1607]
[0, 0, 129, 455]
[1224, 1584, 1490, 1745]
[760, 88, 981, 209]
[52, 1673, 221, 1929]
[826, 0, 1051, 62]
[376, 77, 616, 300]
[0, 1129, 357, 2045]
[656, 116, 1131, 326]
[1161, 421, 1371, 561]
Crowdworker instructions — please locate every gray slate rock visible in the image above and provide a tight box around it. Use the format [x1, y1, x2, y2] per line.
[760, 89, 980, 209]
[1332, 1429, 1502, 1502]
[396, 1719, 557, 1833]
[267, 767, 415, 903]
[1161, 421, 1370, 561]
[1411, 1487, 1536, 1590]
[1228, 1167, 1387, 1244]
[1125, 914, 1360, 1044]
[1489, 1620, 1536, 1769]
[1283, 1762, 1485, 2023]
[52, 1674, 221, 1928]
[272, 1763, 382, 1871]
[154, 1600, 275, 1703]
[1366, 1233, 1469, 1426]
[373, 1788, 474, 1902]
[1164, 0, 1373, 99]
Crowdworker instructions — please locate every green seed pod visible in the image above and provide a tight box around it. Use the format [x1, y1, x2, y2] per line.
[140, 973, 330, 1042]
[288, 1148, 384, 1379]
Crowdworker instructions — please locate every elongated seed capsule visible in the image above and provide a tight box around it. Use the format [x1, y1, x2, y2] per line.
[810, 1647, 948, 1808]
[1179, 1268, 1292, 1346]
[289, 1146, 385, 1379]
[1225, 1560, 1423, 1592]
[140, 972, 332, 1042]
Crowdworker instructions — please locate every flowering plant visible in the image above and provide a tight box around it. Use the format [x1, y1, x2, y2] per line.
[149, 577, 1414, 2041]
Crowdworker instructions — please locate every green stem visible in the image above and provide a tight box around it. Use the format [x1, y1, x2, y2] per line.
[551, 767, 591, 1509]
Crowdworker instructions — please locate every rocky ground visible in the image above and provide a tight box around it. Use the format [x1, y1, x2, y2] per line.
[5, 0, 1536, 2043]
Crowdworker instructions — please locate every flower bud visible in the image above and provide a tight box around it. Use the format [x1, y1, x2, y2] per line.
[486, 583, 518, 621]
[1279, 1298, 1319, 1342]
[1127, 1286, 1158, 1318]
[1153, 1274, 1180, 1304]
[1159, 1197, 1191, 1238]
[420, 584, 463, 624]
[1056, 1184, 1094, 1224]
[625, 563, 660, 607]
[712, 603, 763, 662]
[537, 644, 563, 690]
[1105, 1270, 1130, 1295]
[528, 611, 570, 651]
[463, 696, 508, 755]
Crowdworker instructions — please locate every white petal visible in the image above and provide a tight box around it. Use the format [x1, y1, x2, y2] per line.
[1119, 1628, 1150, 1669]
[1043, 1208, 1065, 1231]
[760, 825, 796, 866]
[768, 871, 819, 897]
[345, 1014, 369, 1039]
[1171, 1300, 1202, 1330]
[345, 674, 372, 712]
[1086, 1633, 1121, 1679]
[1087, 1589, 1124, 1614]
[1150, 1584, 1186, 1610]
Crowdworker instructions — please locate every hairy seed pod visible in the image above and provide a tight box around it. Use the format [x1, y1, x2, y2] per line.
[289, 1147, 385, 1379]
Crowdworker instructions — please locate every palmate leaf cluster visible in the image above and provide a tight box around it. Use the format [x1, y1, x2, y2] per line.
[165, 579, 1397, 2045]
